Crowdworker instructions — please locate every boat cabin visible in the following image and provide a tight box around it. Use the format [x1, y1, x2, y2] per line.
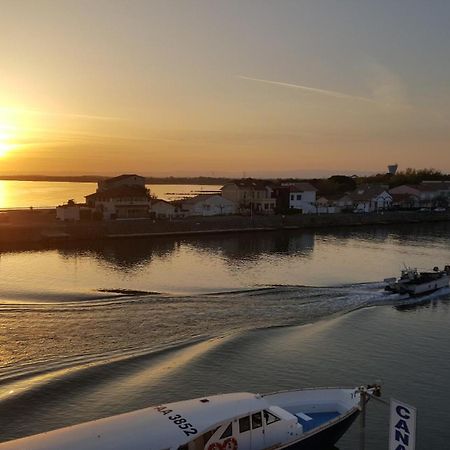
[177, 402, 299, 450]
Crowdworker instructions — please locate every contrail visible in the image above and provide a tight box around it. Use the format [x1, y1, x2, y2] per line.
[237, 75, 376, 104]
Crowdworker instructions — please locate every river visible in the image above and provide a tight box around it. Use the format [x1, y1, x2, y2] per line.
[0, 219, 449, 448]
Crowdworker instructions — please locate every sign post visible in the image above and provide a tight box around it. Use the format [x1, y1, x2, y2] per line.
[389, 399, 417, 450]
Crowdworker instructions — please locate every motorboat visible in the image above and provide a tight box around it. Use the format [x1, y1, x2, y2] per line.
[385, 265, 450, 296]
[0, 385, 380, 450]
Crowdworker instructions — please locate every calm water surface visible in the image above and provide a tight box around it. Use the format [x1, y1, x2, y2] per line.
[0, 180, 221, 208]
[0, 222, 449, 449]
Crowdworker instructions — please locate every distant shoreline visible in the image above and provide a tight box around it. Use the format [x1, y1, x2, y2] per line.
[0, 175, 231, 185]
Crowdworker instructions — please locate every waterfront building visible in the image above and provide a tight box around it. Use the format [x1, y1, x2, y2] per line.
[421, 181, 450, 204]
[221, 179, 276, 214]
[390, 183, 448, 208]
[180, 194, 237, 216]
[315, 196, 341, 214]
[286, 182, 318, 213]
[390, 193, 421, 210]
[270, 182, 318, 214]
[56, 200, 93, 221]
[338, 184, 392, 212]
[85, 174, 151, 220]
[151, 199, 176, 219]
[86, 185, 151, 220]
[56, 174, 151, 220]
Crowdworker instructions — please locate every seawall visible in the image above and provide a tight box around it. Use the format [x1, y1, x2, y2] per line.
[0, 210, 449, 247]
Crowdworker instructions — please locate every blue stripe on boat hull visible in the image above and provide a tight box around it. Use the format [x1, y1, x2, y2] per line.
[284, 409, 360, 450]
[297, 411, 341, 432]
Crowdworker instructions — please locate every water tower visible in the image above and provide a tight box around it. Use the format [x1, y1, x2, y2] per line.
[388, 164, 398, 175]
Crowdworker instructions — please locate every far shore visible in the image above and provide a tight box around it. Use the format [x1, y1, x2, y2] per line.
[0, 175, 230, 185]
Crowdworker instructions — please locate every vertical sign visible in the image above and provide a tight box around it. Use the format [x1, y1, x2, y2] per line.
[389, 398, 416, 450]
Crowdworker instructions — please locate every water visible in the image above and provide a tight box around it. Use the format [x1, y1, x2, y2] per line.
[0, 180, 221, 208]
[0, 222, 449, 448]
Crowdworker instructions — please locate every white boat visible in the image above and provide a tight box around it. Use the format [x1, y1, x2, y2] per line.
[0, 386, 380, 450]
[385, 265, 450, 296]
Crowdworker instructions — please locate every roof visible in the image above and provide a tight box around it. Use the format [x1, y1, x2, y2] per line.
[346, 185, 390, 202]
[222, 179, 273, 190]
[419, 181, 450, 191]
[389, 185, 422, 194]
[102, 174, 144, 184]
[152, 199, 174, 206]
[0, 392, 267, 450]
[287, 182, 318, 192]
[86, 186, 149, 201]
[391, 193, 420, 202]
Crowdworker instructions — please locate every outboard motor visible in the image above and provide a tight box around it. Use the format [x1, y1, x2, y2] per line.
[445, 265, 450, 275]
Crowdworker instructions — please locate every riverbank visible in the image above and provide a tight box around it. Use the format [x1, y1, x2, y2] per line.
[0, 210, 449, 246]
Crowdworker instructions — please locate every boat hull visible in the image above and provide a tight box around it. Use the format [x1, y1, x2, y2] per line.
[400, 275, 449, 296]
[282, 408, 360, 450]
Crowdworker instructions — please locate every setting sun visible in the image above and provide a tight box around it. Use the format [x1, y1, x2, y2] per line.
[0, 132, 14, 157]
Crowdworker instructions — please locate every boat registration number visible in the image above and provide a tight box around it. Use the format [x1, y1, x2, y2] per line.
[155, 405, 198, 436]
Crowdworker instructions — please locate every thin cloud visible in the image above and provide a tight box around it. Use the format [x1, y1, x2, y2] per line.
[0, 106, 125, 122]
[238, 75, 377, 104]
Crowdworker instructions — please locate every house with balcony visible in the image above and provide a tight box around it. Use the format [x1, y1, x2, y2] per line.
[221, 179, 276, 214]
[85, 174, 151, 220]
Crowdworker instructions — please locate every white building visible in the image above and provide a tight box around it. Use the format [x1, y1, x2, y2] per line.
[56, 201, 92, 221]
[338, 185, 392, 213]
[151, 199, 176, 219]
[315, 196, 341, 214]
[181, 194, 237, 216]
[287, 183, 318, 213]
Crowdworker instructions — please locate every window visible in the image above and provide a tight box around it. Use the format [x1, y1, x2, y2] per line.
[297, 194, 302, 201]
[239, 416, 251, 433]
[290, 194, 294, 201]
[264, 204, 268, 210]
[252, 412, 262, 429]
[220, 423, 233, 439]
[264, 410, 280, 425]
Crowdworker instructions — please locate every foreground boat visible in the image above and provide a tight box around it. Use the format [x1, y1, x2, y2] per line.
[385, 265, 450, 296]
[0, 386, 379, 450]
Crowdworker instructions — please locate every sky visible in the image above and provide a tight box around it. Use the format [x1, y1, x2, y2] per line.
[1, 0, 450, 177]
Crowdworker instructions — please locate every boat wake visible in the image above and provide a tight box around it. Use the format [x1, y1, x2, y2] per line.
[0, 282, 448, 408]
